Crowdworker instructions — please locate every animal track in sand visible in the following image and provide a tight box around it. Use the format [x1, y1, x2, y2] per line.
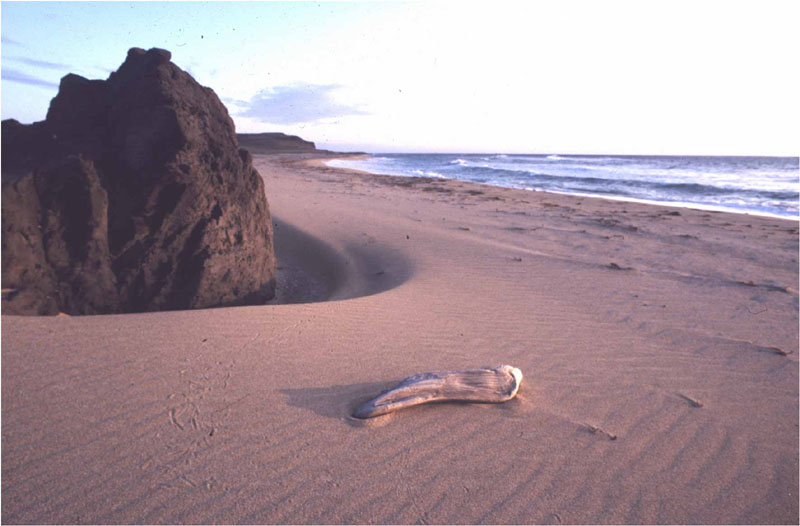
[677, 393, 704, 408]
[607, 262, 634, 271]
[581, 422, 618, 441]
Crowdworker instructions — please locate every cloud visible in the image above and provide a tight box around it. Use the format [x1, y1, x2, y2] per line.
[236, 84, 367, 125]
[1, 68, 59, 89]
[9, 56, 71, 71]
[1, 36, 22, 46]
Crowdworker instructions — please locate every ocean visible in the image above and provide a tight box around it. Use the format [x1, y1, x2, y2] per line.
[326, 154, 800, 220]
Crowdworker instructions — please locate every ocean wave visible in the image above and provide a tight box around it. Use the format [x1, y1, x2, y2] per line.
[458, 167, 794, 201]
[449, 158, 492, 169]
[542, 190, 797, 219]
[543, 154, 628, 163]
[411, 169, 445, 178]
[461, 160, 798, 193]
[326, 154, 799, 219]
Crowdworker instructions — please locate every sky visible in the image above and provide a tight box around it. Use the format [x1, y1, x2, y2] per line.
[1, 1, 798, 155]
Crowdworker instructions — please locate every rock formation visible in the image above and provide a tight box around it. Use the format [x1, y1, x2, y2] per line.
[1, 47, 277, 315]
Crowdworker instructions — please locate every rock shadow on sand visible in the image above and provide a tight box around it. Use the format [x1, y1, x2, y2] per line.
[270, 216, 414, 304]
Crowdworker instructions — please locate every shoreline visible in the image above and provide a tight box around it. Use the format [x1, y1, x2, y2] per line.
[322, 153, 800, 222]
[2, 152, 797, 524]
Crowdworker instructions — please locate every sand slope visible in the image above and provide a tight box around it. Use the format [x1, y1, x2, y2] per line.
[2, 153, 798, 524]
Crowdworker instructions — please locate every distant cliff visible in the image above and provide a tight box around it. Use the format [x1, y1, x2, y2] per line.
[237, 133, 318, 154]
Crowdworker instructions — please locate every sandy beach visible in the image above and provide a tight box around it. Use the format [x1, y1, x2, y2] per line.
[2, 153, 798, 524]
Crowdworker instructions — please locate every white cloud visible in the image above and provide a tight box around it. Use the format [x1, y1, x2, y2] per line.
[1, 67, 59, 89]
[8, 56, 71, 71]
[234, 84, 367, 125]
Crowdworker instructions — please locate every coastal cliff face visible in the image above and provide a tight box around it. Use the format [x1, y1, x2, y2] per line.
[236, 133, 317, 154]
[1, 47, 277, 315]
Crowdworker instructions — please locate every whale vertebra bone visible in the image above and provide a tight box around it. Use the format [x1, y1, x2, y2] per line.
[353, 365, 523, 419]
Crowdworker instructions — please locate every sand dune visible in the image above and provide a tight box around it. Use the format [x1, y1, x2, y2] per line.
[2, 153, 797, 524]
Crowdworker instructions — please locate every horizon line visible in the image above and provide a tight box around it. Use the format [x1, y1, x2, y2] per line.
[320, 149, 800, 159]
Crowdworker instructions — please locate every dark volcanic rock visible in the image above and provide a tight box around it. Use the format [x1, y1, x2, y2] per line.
[1, 47, 277, 315]
[236, 132, 318, 154]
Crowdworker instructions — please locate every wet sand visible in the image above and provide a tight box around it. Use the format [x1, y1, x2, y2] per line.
[2, 152, 798, 524]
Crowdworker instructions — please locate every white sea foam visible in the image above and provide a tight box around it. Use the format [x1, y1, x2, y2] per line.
[324, 158, 399, 176]
[544, 189, 798, 220]
[411, 169, 445, 178]
[449, 158, 495, 169]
